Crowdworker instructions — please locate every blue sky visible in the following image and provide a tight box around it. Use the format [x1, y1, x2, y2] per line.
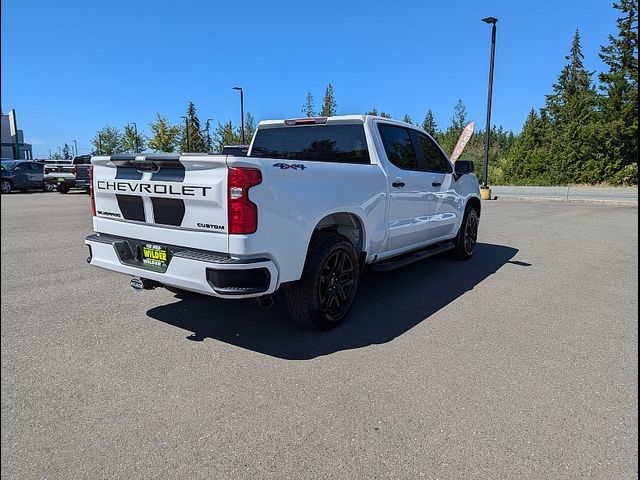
[1, 0, 618, 158]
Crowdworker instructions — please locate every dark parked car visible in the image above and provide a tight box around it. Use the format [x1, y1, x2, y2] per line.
[1, 160, 55, 194]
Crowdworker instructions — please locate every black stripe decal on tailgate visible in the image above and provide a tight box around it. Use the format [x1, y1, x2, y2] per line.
[111, 154, 144, 180]
[151, 197, 186, 226]
[116, 195, 146, 221]
[150, 163, 185, 182]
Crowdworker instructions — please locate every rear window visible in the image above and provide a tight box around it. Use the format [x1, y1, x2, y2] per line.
[250, 124, 370, 164]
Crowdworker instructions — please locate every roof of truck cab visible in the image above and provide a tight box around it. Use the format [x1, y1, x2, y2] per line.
[257, 115, 417, 129]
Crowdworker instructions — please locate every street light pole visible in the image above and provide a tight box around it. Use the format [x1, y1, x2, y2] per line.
[233, 86, 245, 144]
[181, 116, 190, 152]
[73, 140, 78, 158]
[131, 122, 138, 153]
[481, 17, 498, 192]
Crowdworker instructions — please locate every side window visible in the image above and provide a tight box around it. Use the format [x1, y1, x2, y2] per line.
[410, 131, 452, 173]
[377, 124, 418, 170]
[30, 163, 43, 171]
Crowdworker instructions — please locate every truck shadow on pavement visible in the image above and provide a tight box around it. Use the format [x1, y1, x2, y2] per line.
[146, 242, 520, 359]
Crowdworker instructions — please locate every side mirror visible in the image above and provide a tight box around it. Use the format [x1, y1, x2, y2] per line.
[454, 160, 474, 175]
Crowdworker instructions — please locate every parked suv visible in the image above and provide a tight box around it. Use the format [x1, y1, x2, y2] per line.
[1, 160, 53, 194]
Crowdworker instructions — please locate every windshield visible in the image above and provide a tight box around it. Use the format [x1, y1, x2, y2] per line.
[1, 160, 17, 171]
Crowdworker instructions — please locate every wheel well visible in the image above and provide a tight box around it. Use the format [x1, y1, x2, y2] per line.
[314, 212, 365, 257]
[467, 197, 481, 217]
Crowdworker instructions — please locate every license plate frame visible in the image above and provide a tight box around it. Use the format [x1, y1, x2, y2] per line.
[141, 243, 169, 269]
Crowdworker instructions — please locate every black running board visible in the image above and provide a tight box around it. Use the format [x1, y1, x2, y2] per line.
[371, 242, 455, 272]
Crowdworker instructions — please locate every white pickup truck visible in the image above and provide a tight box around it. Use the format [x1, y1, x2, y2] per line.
[85, 115, 481, 329]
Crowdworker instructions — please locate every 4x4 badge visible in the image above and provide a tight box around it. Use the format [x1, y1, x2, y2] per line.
[273, 163, 306, 170]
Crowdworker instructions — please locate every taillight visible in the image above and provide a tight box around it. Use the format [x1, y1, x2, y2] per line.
[227, 167, 262, 234]
[89, 165, 96, 216]
[72, 167, 77, 175]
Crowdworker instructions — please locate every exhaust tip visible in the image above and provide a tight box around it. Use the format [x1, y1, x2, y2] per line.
[130, 278, 145, 292]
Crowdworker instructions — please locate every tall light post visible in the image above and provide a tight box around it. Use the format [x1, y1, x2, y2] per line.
[232, 86, 245, 145]
[181, 116, 190, 152]
[73, 140, 78, 158]
[205, 118, 214, 152]
[481, 17, 498, 196]
[131, 122, 139, 152]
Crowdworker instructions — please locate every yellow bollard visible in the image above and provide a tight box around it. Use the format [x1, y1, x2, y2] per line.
[480, 187, 492, 200]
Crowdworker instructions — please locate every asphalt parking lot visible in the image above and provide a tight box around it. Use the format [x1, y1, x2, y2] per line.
[1, 191, 637, 479]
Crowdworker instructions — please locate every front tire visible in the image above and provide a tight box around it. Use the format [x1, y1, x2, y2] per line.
[284, 231, 359, 330]
[451, 204, 480, 260]
[1, 180, 12, 194]
[44, 183, 56, 192]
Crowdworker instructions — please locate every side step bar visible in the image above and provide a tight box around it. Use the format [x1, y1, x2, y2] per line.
[371, 242, 455, 272]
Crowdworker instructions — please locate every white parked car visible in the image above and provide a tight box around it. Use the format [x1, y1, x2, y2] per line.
[85, 115, 481, 329]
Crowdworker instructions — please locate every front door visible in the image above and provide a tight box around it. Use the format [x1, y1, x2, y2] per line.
[408, 131, 459, 240]
[377, 123, 433, 252]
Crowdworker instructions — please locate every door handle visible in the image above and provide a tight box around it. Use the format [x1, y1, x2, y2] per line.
[392, 181, 405, 188]
[432, 182, 442, 187]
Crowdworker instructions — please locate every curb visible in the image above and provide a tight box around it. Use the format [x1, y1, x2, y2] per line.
[494, 195, 638, 207]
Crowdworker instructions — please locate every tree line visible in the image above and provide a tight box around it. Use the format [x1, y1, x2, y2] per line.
[86, 0, 636, 185]
[90, 101, 255, 155]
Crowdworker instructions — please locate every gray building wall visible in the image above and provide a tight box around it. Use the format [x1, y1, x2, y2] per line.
[1, 114, 33, 160]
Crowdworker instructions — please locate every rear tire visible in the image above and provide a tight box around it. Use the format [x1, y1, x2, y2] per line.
[57, 184, 70, 194]
[450, 204, 480, 260]
[284, 231, 359, 330]
[0, 180, 11, 194]
[43, 183, 56, 192]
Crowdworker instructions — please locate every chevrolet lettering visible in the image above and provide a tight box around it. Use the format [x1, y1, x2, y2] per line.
[96, 180, 212, 197]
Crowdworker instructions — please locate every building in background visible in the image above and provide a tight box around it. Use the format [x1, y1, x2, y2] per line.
[1, 109, 33, 159]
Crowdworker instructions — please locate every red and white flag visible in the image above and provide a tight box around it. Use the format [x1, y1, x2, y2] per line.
[450, 121, 475, 162]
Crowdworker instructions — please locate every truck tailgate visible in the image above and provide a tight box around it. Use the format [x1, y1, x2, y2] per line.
[92, 154, 229, 253]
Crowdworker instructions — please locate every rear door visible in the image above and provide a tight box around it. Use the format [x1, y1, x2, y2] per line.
[92, 153, 230, 253]
[27, 162, 44, 186]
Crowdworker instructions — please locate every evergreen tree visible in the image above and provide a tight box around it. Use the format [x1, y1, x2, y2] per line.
[302, 92, 315, 117]
[91, 126, 123, 155]
[402, 114, 413, 124]
[320, 83, 337, 116]
[243, 112, 256, 143]
[204, 118, 214, 152]
[451, 99, 468, 130]
[379, 111, 392, 118]
[439, 99, 469, 156]
[214, 120, 240, 152]
[599, 0, 638, 181]
[422, 109, 439, 137]
[62, 143, 71, 159]
[366, 108, 379, 115]
[120, 123, 146, 153]
[147, 114, 180, 153]
[50, 152, 63, 160]
[180, 102, 208, 153]
[544, 29, 600, 183]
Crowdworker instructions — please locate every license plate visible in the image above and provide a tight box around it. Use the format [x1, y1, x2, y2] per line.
[141, 244, 168, 269]
[57, 177, 65, 182]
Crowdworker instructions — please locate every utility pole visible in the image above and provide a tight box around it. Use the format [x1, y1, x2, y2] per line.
[481, 16, 498, 198]
[233, 86, 245, 144]
[131, 122, 139, 153]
